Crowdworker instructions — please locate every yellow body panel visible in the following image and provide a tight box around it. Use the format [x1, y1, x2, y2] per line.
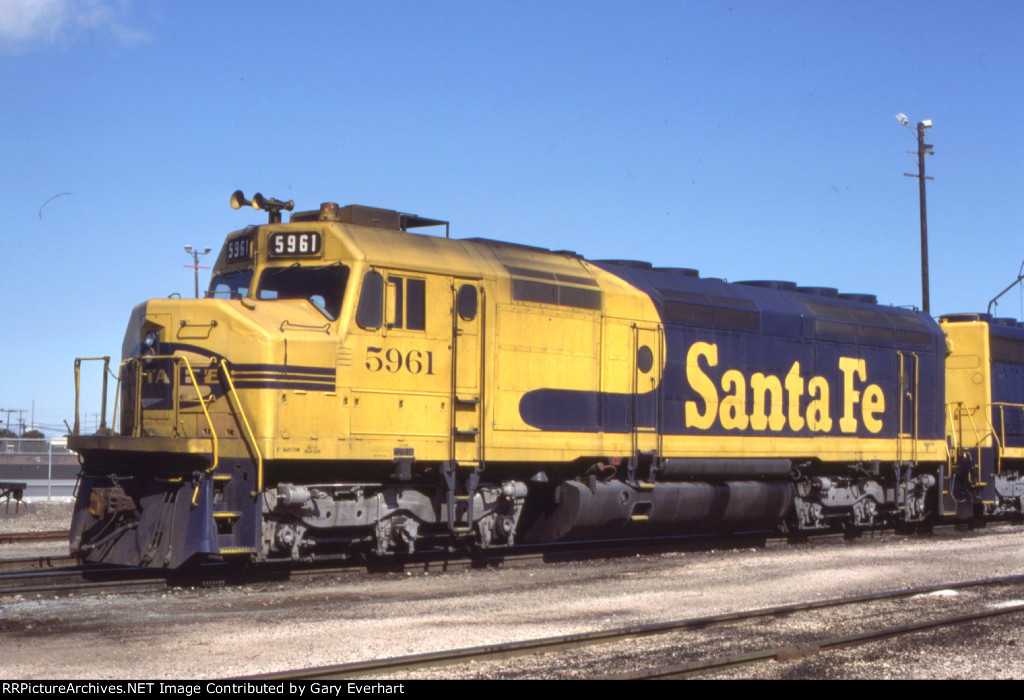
[941, 320, 994, 451]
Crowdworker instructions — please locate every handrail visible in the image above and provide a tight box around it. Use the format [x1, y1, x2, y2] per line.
[946, 400, 1024, 483]
[912, 352, 919, 464]
[109, 358, 132, 437]
[280, 320, 330, 333]
[895, 352, 921, 465]
[75, 354, 219, 475]
[947, 401, 990, 486]
[218, 358, 264, 494]
[897, 353, 904, 466]
[963, 407, 986, 485]
[73, 356, 111, 435]
[175, 356, 219, 475]
[74, 353, 271, 504]
[944, 402, 961, 454]
[141, 354, 220, 474]
[988, 401, 1024, 475]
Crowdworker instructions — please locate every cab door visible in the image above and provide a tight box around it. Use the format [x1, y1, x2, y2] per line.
[348, 269, 450, 459]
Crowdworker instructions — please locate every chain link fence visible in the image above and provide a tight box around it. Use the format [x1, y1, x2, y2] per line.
[0, 438, 79, 501]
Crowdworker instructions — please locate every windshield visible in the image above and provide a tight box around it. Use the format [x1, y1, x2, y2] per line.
[256, 264, 350, 320]
[207, 270, 253, 300]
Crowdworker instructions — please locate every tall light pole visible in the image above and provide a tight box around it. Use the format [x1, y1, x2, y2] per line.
[896, 113, 934, 314]
[184, 245, 212, 299]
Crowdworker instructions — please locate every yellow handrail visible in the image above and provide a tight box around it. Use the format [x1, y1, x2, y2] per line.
[946, 401, 990, 486]
[218, 358, 264, 494]
[76, 354, 220, 474]
[73, 356, 111, 435]
[109, 358, 133, 437]
[175, 356, 219, 475]
[987, 401, 1024, 475]
[944, 402, 961, 454]
[963, 405, 985, 484]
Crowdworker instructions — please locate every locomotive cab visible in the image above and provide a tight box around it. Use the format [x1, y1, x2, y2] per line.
[69, 197, 527, 567]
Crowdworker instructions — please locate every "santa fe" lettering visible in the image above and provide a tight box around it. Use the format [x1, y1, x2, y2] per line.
[683, 341, 885, 434]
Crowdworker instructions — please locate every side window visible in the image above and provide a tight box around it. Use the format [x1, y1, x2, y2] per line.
[356, 270, 384, 330]
[457, 284, 477, 321]
[406, 278, 425, 330]
[386, 275, 426, 331]
[386, 278, 404, 329]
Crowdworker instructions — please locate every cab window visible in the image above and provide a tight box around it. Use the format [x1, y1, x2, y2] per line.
[356, 270, 384, 329]
[256, 264, 349, 320]
[207, 270, 253, 299]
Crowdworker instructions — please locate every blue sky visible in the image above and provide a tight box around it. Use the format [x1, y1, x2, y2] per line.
[1, 0, 1022, 435]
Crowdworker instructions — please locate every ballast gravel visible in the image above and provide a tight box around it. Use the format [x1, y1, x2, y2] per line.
[2, 504, 1024, 680]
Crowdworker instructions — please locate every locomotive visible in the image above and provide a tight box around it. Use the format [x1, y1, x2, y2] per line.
[68, 192, 1024, 567]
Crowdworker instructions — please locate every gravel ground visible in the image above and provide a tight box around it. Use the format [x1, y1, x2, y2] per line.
[0, 501, 74, 533]
[3, 523, 1024, 679]
[0, 501, 74, 559]
[390, 579, 1024, 679]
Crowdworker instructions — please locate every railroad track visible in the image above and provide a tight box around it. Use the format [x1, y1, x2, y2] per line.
[0, 567, 171, 597]
[0, 530, 774, 597]
[0, 554, 78, 573]
[244, 574, 1024, 680]
[0, 529, 69, 545]
[0, 523, 1012, 601]
[630, 599, 1024, 679]
[0, 523, 883, 598]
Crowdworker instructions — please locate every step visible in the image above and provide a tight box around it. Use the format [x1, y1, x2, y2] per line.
[218, 547, 258, 555]
[213, 511, 242, 521]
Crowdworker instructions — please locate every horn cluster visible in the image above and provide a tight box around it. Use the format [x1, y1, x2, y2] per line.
[230, 190, 295, 224]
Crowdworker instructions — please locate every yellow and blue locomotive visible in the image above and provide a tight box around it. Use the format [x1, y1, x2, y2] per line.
[67, 193, 1020, 567]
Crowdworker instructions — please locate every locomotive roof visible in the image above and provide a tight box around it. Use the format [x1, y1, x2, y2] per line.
[230, 202, 943, 351]
[590, 258, 942, 350]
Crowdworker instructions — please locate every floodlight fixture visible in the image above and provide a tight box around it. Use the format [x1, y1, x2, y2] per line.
[184, 245, 213, 299]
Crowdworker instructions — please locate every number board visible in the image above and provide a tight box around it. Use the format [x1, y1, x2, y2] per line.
[226, 234, 253, 263]
[269, 232, 322, 258]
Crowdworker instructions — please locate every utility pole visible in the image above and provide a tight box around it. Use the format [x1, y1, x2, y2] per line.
[184, 245, 212, 299]
[896, 113, 934, 314]
[0, 408, 25, 435]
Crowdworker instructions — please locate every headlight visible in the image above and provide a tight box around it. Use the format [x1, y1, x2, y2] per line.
[142, 329, 160, 364]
